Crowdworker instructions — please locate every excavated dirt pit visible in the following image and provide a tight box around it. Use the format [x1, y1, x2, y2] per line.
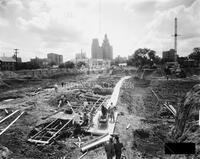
[115, 75, 200, 158]
[0, 73, 122, 159]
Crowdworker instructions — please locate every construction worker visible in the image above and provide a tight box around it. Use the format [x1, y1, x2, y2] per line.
[114, 136, 124, 159]
[104, 137, 115, 159]
[109, 103, 115, 123]
[101, 105, 107, 118]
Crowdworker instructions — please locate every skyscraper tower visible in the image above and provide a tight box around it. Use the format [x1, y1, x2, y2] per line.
[102, 34, 113, 60]
[91, 34, 113, 60]
[91, 39, 103, 59]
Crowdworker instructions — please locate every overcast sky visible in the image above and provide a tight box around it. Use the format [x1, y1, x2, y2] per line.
[0, 0, 200, 62]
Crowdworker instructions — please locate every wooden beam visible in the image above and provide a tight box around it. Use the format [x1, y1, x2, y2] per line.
[163, 103, 176, 116]
[0, 110, 19, 124]
[27, 139, 49, 144]
[0, 111, 24, 136]
[78, 151, 88, 159]
[151, 89, 160, 101]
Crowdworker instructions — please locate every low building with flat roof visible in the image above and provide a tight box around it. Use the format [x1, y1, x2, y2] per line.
[0, 57, 16, 71]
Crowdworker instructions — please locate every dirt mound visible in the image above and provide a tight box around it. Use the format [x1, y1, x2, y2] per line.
[48, 91, 81, 107]
[133, 124, 171, 158]
[174, 84, 200, 139]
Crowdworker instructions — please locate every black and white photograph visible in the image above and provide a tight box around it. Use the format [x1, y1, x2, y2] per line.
[0, 0, 200, 158]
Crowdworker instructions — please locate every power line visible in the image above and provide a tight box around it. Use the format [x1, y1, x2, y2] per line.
[172, 17, 181, 62]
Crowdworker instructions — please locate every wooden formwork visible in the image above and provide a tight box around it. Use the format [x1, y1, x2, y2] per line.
[28, 119, 73, 145]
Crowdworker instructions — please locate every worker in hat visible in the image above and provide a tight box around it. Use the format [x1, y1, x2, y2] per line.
[114, 136, 124, 159]
[104, 137, 115, 159]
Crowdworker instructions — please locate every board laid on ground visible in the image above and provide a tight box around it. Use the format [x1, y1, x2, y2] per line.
[0, 109, 24, 136]
[28, 119, 73, 144]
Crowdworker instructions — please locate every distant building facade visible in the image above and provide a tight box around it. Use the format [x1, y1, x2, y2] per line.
[162, 49, 175, 62]
[47, 53, 63, 65]
[75, 51, 89, 65]
[0, 57, 16, 71]
[89, 59, 111, 69]
[30, 57, 48, 68]
[91, 34, 113, 60]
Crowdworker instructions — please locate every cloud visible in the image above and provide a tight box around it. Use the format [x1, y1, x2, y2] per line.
[0, 0, 93, 59]
[137, 0, 200, 56]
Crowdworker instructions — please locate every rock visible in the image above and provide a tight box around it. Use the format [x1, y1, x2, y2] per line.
[0, 145, 11, 159]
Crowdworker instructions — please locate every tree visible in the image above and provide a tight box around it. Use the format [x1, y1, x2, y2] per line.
[59, 63, 65, 68]
[64, 61, 75, 69]
[189, 47, 200, 64]
[127, 48, 159, 67]
[76, 61, 86, 69]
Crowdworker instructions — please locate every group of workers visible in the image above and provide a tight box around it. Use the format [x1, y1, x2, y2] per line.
[104, 135, 125, 159]
[101, 102, 115, 123]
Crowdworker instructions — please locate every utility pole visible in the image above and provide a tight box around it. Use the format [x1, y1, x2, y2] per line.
[173, 17, 178, 62]
[14, 49, 19, 62]
[14, 49, 19, 69]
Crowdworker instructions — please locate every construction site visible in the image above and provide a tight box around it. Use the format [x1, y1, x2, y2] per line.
[0, 66, 200, 159]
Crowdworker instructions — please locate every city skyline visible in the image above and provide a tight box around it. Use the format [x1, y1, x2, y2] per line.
[0, 0, 200, 62]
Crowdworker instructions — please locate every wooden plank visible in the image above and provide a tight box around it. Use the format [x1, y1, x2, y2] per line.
[0, 110, 19, 124]
[78, 151, 88, 159]
[27, 139, 49, 144]
[163, 103, 176, 116]
[151, 89, 160, 101]
[47, 119, 72, 143]
[0, 111, 24, 136]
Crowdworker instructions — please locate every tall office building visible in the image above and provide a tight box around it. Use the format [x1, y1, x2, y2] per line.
[162, 49, 176, 62]
[91, 39, 103, 59]
[91, 34, 113, 60]
[47, 53, 63, 65]
[102, 34, 113, 60]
